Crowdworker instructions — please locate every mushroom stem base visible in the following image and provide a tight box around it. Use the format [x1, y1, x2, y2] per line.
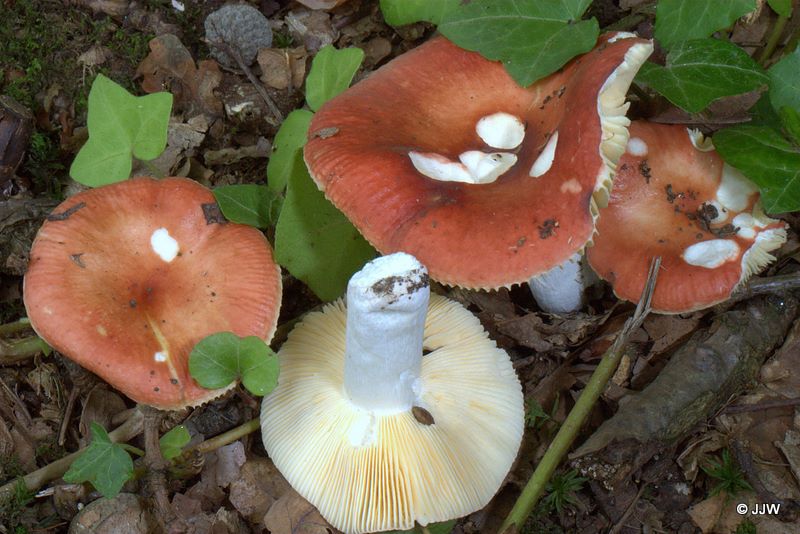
[528, 253, 595, 314]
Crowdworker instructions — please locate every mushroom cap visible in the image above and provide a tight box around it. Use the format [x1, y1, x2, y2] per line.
[24, 177, 282, 409]
[587, 121, 787, 313]
[260, 294, 524, 534]
[304, 34, 653, 289]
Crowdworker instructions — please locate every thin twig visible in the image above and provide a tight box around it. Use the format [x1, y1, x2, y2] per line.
[0, 318, 32, 336]
[724, 398, 800, 414]
[142, 406, 174, 529]
[609, 484, 648, 534]
[58, 388, 80, 447]
[729, 272, 800, 303]
[759, 9, 792, 66]
[187, 417, 260, 456]
[498, 257, 661, 534]
[205, 27, 284, 124]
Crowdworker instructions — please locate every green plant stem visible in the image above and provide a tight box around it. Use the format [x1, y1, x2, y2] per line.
[759, 11, 791, 66]
[189, 417, 260, 455]
[499, 258, 661, 534]
[0, 318, 31, 336]
[140, 159, 164, 179]
[785, 22, 800, 54]
[0, 409, 143, 500]
[120, 443, 145, 457]
[0, 336, 48, 364]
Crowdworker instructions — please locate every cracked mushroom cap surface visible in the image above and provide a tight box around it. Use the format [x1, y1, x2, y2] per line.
[587, 121, 787, 313]
[260, 294, 524, 534]
[303, 34, 653, 289]
[23, 177, 282, 409]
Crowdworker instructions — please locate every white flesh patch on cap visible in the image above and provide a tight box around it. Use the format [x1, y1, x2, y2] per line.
[688, 128, 715, 152]
[626, 137, 648, 157]
[716, 164, 758, 212]
[150, 228, 180, 262]
[682, 239, 740, 268]
[154, 351, 168, 362]
[409, 150, 516, 184]
[529, 131, 559, 178]
[475, 112, 525, 149]
[459, 151, 518, 183]
[607, 31, 638, 43]
[560, 178, 582, 194]
[96, 325, 107, 337]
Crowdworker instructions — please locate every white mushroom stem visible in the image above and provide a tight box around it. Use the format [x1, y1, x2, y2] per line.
[344, 253, 429, 413]
[528, 252, 595, 314]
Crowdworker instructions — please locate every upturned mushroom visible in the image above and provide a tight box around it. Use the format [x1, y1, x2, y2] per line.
[261, 252, 524, 534]
[23, 177, 282, 409]
[587, 121, 787, 313]
[303, 33, 653, 313]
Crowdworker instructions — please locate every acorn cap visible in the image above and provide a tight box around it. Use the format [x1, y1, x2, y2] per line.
[260, 294, 524, 534]
[23, 177, 282, 409]
[587, 121, 787, 313]
[304, 33, 653, 289]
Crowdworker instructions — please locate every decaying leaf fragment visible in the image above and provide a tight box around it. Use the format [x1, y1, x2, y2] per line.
[136, 34, 223, 116]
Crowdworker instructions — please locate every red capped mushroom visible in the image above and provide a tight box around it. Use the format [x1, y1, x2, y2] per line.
[587, 121, 787, 313]
[23, 177, 282, 409]
[303, 33, 653, 313]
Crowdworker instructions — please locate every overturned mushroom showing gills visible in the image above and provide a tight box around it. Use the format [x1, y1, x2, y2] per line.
[24, 177, 282, 409]
[587, 122, 787, 313]
[304, 34, 652, 302]
[261, 252, 524, 534]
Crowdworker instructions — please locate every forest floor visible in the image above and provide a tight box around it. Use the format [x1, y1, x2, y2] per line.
[2, 0, 800, 533]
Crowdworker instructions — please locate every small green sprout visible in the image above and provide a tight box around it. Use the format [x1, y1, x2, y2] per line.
[541, 469, 587, 515]
[701, 448, 753, 498]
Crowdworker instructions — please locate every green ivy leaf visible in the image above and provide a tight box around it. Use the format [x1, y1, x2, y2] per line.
[159, 425, 191, 461]
[267, 109, 314, 193]
[780, 106, 800, 145]
[636, 38, 768, 113]
[63, 422, 134, 499]
[767, 0, 792, 17]
[306, 46, 365, 113]
[189, 332, 279, 397]
[213, 185, 283, 228]
[438, 0, 599, 87]
[274, 156, 376, 301]
[768, 47, 800, 113]
[70, 74, 172, 187]
[654, 0, 756, 49]
[713, 125, 800, 213]
[385, 520, 456, 534]
[379, 0, 459, 25]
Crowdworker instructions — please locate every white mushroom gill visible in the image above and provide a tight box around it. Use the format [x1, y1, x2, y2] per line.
[344, 252, 429, 414]
[475, 112, 525, 149]
[150, 228, 180, 262]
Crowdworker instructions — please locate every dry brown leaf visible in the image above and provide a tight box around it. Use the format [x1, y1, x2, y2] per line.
[204, 137, 271, 166]
[262, 488, 338, 534]
[258, 47, 307, 91]
[68, 493, 153, 534]
[78, 386, 127, 444]
[286, 9, 337, 53]
[136, 34, 223, 116]
[229, 458, 292, 524]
